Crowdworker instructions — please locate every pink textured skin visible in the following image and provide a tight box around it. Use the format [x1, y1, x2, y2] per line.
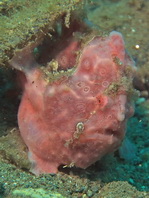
[12, 31, 135, 175]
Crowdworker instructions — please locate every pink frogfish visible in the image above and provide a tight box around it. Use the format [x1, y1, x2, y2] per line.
[10, 31, 136, 175]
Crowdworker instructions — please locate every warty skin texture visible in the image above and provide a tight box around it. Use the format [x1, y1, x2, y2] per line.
[10, 31, 135, 175]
